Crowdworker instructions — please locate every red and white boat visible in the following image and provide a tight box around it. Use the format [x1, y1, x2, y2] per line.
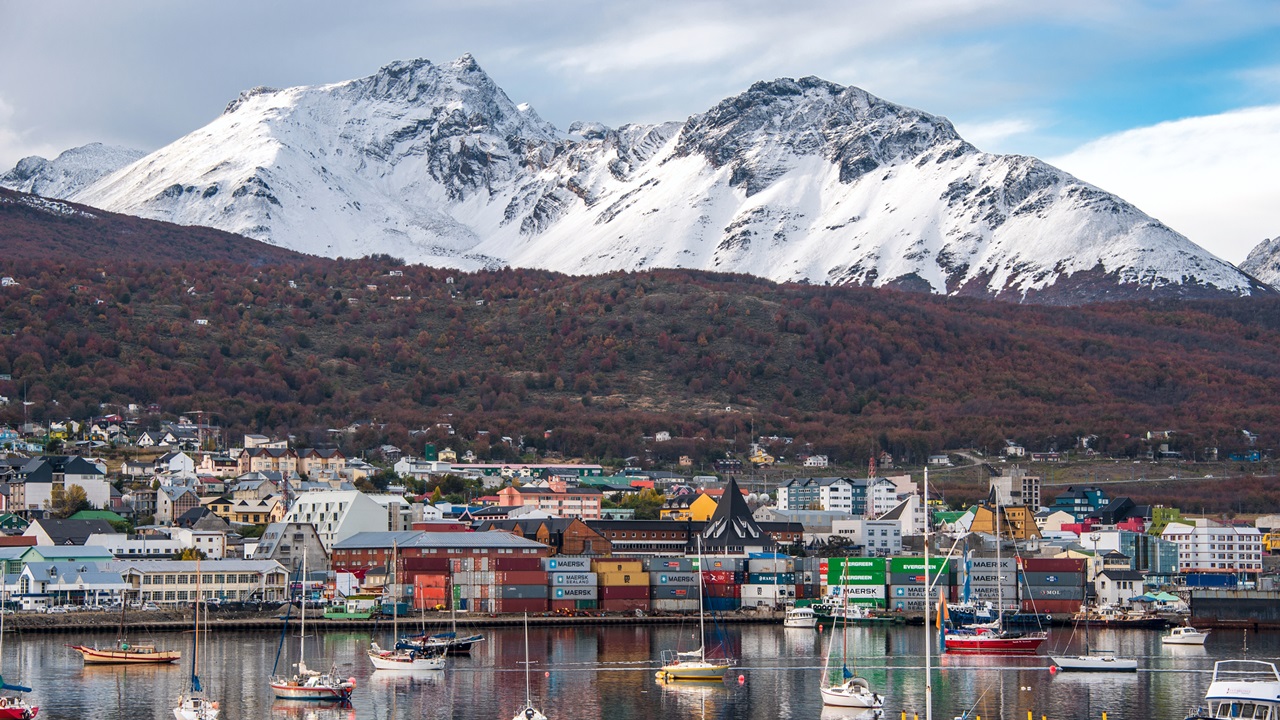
[943, 624, 1046, 654]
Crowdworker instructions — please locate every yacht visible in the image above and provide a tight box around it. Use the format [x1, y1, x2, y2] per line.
[1185, 661, 1280, 720]
[784, 605, 817, 629]
[1164, 626, 1210, 646]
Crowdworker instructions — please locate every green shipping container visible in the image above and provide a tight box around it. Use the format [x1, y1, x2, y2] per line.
[889, 557, 951, 575]
[827, 557, 886, 585]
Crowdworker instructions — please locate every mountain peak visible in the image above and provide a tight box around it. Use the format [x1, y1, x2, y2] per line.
[1240, 236, 1280, 289]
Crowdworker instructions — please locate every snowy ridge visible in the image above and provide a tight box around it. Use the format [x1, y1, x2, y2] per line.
[0, 143, 144, 199]
[9, 55, 1268, 303]
[1240, 237, 1280, 289]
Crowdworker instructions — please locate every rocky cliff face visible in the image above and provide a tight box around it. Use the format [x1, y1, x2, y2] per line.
[1240, 237, 1280, 289]
[4, 55, 1268, 304]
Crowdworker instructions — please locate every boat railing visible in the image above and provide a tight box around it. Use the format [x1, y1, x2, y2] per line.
[1211, 660, 1280, 683]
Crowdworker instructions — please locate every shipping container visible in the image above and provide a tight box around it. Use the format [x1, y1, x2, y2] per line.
[747, 573, 796, 585]
[550, 600, 577, 612]
[828, 585, 886, 600]
[543, 557, 592, 571]
[496, 571, 548, 585]
[402, 558, 450, 572]
[599, 599, 650, 613]
[1023, 586, 1086, 601]
[963, 585, 1019, 600]
[591, 560, 644, 574]
[410, 573, 449, 588]
[599, 572, 650, 587]
[1020, 572, 1085, 587]
[705, 597, 741, 613]
[1020, 558, 1087, 573]
[551, 586, 599, 600]
[748, 558, 796, 574]
[705, 584, 740, 599]
[652, 599, 700, 613]
[576, 600, 597, 610]
[702, 571, 742, 585]
[650, 586, 697, 600]
[600, 586, 649, 600]
[1022, 599, 1082, 615]
[1185, 573, 1238, 588]
[651, 573, 700, 586]
[701, 558, 745, 572]
[496, 598, 548, 614]
[643, 557, 696, 573]
[890, 557, 951, 575]
[890, 573, 956, 586]
[499, 585, 550, 600]
[549, 572, 598, 587]
[889, 584, 953, 600]
[741, 584, 795, 600]
[494, 558, 544, 572]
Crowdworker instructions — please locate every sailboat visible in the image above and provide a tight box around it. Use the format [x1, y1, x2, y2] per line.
[658, 537, 733, 681]
[943, 494, 1046, 654]
[396, 576, 484, 655]
[510, 613, 548, 720]
[68, 595, 180, 664]
[0, 591, 37, 720]
[174, 561, 220, 720]
[819, 569, 884, 708]
[269, 548, 356, 702]
[1050, 534, 1136, 672]
[368, 542, 446, 671]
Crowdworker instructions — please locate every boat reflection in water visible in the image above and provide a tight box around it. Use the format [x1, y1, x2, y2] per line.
[271, 699, 356, 720]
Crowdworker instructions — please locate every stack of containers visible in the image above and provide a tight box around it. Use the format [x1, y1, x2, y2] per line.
[544, 557, 597, 612]
[593, 559, 650, 613]
[888, 557, 953, 613]
[962, 557, 1019, 612]
[798, 556, 822, 601]
[644, 557, 699, 613]
[741, 554, 796, 608]
[495, 556, 548, 614]
[403, 556, 450, 610]
[451, 556, 495, 613]
[1018, 557, 1087, 615]
[826, 558, 887, 607]
[701, 557, 744, 614]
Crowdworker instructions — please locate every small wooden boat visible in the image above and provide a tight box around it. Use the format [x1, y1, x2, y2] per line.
[68, 641, 180, 665]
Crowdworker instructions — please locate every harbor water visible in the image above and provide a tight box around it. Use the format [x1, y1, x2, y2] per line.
[4, 622, 1276, 719]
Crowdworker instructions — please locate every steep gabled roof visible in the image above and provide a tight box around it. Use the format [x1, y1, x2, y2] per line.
[699, 477, 776, 552]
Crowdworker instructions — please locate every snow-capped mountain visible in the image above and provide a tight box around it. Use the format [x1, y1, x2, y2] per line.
[0, 143, 144, 199]
[1240, 237, 1280, 290]
[9, 55, 1269, 302]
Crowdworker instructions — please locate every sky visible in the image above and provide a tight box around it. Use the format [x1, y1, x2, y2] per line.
[1, 0, 1278, 262]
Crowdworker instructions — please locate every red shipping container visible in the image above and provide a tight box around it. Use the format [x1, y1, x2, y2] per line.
[599, 599, 650, 613]
[702, 571, 736, 584]
[494, 558, 543, 571]
[496, 571, 548, 585]
[1023, 599, 1082, 615]
[1020, 558, 1086, 573]
[550, 600, 577, 612]
[705, 584, 740, 599]
[409, 573, 449, 588]
[403, 558, 450, 572]
[497, 598, 548, 614]
[600, 586, 649, 600]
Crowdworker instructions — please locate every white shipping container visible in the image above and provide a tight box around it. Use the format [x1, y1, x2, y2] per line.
[544, 557, 592, 571]
[549, 572, 597, 587]
[652, 599, 700, 613]
[652, 573, 700, 586]
[741, 584, 795, 601]
[827, 585, 886, 600]
[551, 586, 598, 600]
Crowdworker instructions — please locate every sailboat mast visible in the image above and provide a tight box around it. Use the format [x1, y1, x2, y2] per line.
[392, 539, 398, 639]
[995, 491, 1003, 621]
[193, 558, 201, 690]
[923, 467, 932, 720]
[300, 545, 307, 663]
[523, 612, 532, 705]
[697, 535, 707, 663]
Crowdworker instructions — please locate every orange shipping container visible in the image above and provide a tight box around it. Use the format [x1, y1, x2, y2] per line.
[592, 560, 643, 574]
[413, 574, 449, 589]
[598, 572, 650, 587]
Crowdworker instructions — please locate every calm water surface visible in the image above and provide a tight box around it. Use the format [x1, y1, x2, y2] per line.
[4, 621, 1277, 720]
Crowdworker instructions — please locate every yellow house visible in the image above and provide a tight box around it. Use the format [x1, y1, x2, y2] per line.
[660, 493, 719, 522]
[970, 504, 1041, 540]
[438, 447, 458, 462]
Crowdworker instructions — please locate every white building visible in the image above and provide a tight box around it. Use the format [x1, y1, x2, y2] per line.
[281, 490, 392, 551]
[85, 532, 182, 558]
[1161, 518, 1264, 573]
[368, 494, 413, 532]
[776, 477, 854, 513]
[101, 559, 289, 605]
[989, 467, 1042, 508]
[803, 455, 829, 468]
[831, 518, 902, 555]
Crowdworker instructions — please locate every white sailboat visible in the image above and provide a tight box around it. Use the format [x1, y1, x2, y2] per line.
[819, 590, 883, 707]
[368, 542, 446, 671]
[510, 613, 548, 720]
[269, 548, 356, 702]
[658, 537, 733, 681]
[174, 561, 219, 720]
[1050, 534, 1137, 672]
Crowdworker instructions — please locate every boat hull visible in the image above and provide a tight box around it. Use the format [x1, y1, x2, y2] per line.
[658, 662, 730, 681]
[0, 703, 37, 720]
[69, 645, 180, 664]
[268, 683, 353, 702]
[820, 684, 884, 708]
[1163, 634, 1209, 646]
[368, 651, 446, 671]
[511, 704, 548, 720]
[944, 636, 1046, 654]
[172, 694, 219, 720]
[1050, 655, 1138, 672]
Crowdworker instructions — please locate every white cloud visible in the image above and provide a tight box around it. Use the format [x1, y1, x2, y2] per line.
[952, 117, 1038, 152]
[0, 95, 64, 170]
[1050, 106, 1280, 264]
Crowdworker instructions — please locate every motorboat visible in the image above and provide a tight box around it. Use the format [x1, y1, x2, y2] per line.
[784, 605, 817, 628]
[1163, 626, 1210, 646]
[1185, 660, 1280, 720]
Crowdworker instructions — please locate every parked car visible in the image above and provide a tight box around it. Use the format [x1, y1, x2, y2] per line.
[44, 606, 70, 614]
[139, 602, 160, 612]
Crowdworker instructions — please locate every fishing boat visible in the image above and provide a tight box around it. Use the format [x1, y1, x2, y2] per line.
[783, 605, 817, 628]
[1185, 661, 1280, 720]
[269, 549, 355, 702]
[368, 543, 446, 671]
[396, 578, 484, 655]
[815, 602, 898, 626]
[0, 591, 37, 720]
[510, 613, 548, 720]
[174, 562, 220, 720]
[322, 595, 376, 620]
[1163, 626, 1210, 646]
[658, 538, 733, 681]
[1070, 603, 1168, 630]
[819, 594, 884, 707]
[68, 600, 180, 665]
